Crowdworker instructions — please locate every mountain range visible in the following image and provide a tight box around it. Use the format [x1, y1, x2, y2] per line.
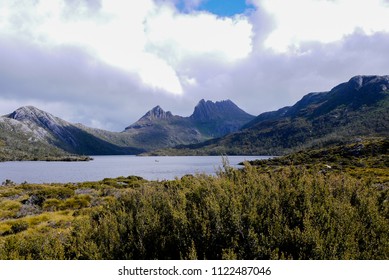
[122, 99, 255, 150]
[0, 99, 254, 161]
[1, 75, 388, 160]
[154, 75, 389, 155]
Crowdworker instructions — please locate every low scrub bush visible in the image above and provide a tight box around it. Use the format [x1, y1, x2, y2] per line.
[0, 164, 387, 260]
[61, 167, 389, 260]
[9, 221, 29, 234]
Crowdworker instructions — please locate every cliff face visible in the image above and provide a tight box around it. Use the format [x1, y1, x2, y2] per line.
[191, 99, 254, 122]
[189, 99, 255, 137]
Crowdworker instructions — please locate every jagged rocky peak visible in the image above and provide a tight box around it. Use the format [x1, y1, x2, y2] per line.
[6, 106, 62, 125]
[191, 99, 253, 122]
[348, 75, 389, 91]
[196, 99, 235, 107]
[125, 105, 174, 130]
[7, 105, 45, 120]
[143, 105, 173, 121]
[192, 99, 230, 119]
[5, 105, 69, 131]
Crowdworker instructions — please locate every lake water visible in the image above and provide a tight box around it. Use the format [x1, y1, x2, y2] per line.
[0, 155, 269, 184]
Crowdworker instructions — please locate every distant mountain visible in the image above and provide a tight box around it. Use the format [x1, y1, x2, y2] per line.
[5, 106, 79, 149]
[190, 99, 255, 137]
[123, 100, 255, 150]
[1, 99, 254, 160]
[123, 106, 203, 150]
[1, 106, 143, 160]
[0, 114, 67, 161]
[152, 75, 389, 155]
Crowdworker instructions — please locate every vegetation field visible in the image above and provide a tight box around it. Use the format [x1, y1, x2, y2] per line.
[0, 139, 388, 260]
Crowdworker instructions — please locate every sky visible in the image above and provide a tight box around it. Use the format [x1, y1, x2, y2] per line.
[0, 0, 389, 131]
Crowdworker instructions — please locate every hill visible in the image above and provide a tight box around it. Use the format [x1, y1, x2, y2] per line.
[248, 138, 389, 183]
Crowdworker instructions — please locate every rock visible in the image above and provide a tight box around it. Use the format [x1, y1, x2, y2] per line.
[143, 106, 174, 121]
[190, 99, 254, 122]
[348, 75, 389, 91]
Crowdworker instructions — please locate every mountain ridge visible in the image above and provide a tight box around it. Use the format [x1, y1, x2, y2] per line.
[2, 106, 144, 159]
[149, 75, 389, 156]
[0, 99, 254, 160]
[122, 99, 255, 149]
[1, 75, 388, 160]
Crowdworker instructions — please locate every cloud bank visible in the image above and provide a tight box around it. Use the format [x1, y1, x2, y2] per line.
[0, 0, 388, 130]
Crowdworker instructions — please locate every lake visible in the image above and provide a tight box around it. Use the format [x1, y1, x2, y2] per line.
[0, 155, 270, 184]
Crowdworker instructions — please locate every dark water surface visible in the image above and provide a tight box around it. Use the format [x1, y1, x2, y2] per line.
[0, 155, 270, 184]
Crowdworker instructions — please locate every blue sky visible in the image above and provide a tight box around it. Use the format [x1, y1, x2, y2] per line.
[177, 0, 255, 16]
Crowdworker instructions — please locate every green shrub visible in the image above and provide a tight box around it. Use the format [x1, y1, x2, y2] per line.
[61, 195, 91, 210]
[0, 200, 22, 212]
[42, 199, 62, 211]
[59, 166, 388, 260]
[10, 221, 29, 234]
[0, 162, 387, 260]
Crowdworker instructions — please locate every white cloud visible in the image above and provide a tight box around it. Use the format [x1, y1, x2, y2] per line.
[0, 0, 253, 95]
[257, 0, 389, 52]
[146, 7, 253, 62]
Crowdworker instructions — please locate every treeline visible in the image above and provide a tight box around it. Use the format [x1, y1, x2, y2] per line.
[1, 164, 388, 259]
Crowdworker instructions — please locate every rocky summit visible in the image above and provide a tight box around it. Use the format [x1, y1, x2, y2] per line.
[189, 99, 255, 137]
[190, 99, 253, 122]
[1, 106, 143, 160]
[139, 106, 174, 121]
[5, 105, 77, 145]
[123, 99, 255, 150]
